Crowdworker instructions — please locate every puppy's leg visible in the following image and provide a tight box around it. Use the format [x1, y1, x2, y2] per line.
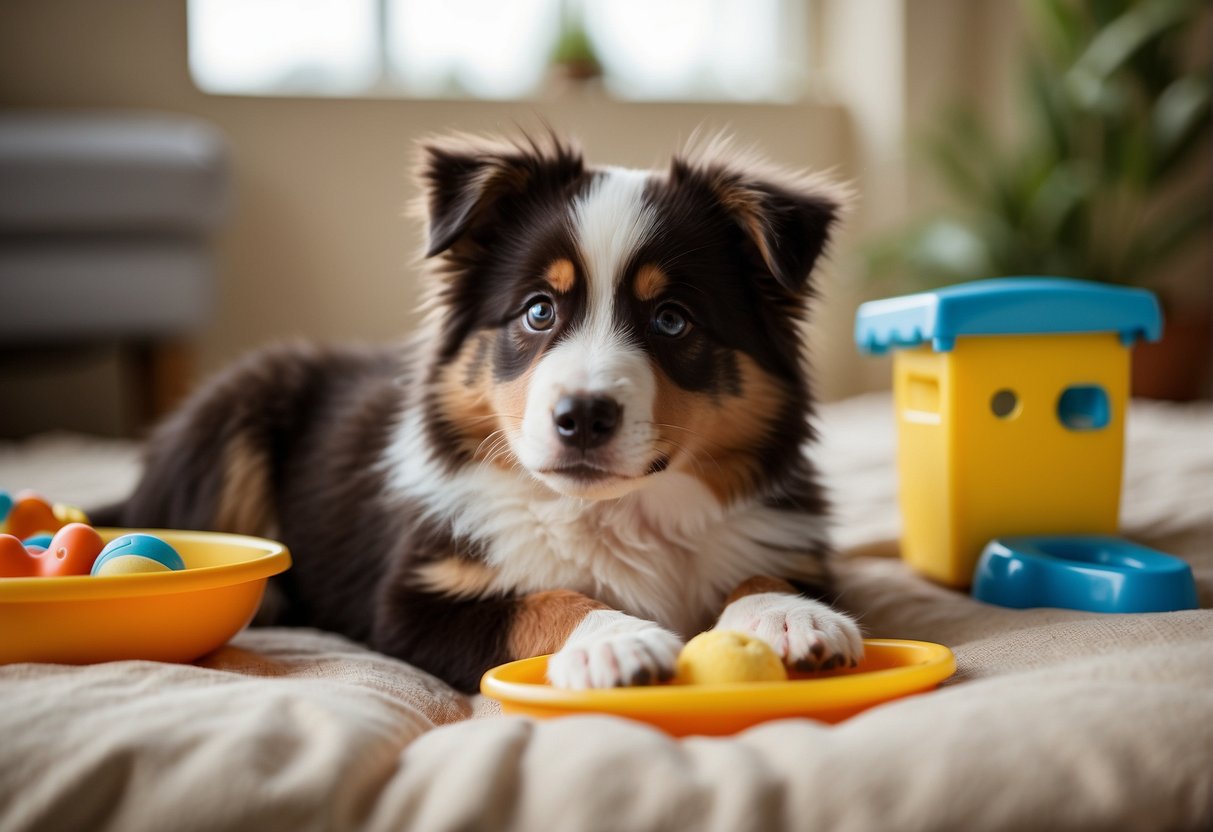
[540, 603, 683, 691]
[714, 577, 864, 670]
[371, 588, 514, 693]
[374, 584, 681, 692]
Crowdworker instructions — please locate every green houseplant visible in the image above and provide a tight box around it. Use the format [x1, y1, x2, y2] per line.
[550, 0, 602, 82]
[867, 0, 1211, 396]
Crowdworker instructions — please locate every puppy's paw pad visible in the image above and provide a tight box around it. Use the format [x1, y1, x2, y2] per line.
[784, 607, 864, 671]
[547, 627, 682, 690]
[717, 593, 863, 671]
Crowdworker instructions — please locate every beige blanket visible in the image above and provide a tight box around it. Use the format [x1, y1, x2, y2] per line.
[2, 395, 1211, 832]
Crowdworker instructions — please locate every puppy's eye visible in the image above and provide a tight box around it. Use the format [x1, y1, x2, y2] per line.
[524, 297, 556, 332]
[652, 304, 690, 338]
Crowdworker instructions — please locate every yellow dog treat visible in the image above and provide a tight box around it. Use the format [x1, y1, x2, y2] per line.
[676, 630, 788, 685]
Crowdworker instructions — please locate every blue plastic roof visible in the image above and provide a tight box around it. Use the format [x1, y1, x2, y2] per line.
[855, 277, 1164, 354]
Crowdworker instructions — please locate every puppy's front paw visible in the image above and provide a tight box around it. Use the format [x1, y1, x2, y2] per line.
[715, 592, 863, 671]
[547, 610, 682, 690]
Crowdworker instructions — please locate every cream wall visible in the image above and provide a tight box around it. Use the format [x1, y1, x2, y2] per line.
[0, 0, 1018, 433]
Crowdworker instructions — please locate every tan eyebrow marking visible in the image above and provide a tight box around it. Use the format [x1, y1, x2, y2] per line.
[634, 264, 668, 301]
[544, 258, 576, 294]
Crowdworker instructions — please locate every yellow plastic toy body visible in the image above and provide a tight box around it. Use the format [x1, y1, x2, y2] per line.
[0, 529, 290, 664]
[856, 278, 1161, 588]
[895, 332, 1128, 586]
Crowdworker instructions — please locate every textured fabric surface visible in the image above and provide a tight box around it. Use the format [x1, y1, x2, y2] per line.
[1, 395, 1211, 832]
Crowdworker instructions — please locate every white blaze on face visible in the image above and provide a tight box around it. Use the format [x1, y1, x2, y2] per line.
[513, 168, 661, 497]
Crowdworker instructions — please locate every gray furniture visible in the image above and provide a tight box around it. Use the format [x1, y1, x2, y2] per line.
[0, 111, 230, 425]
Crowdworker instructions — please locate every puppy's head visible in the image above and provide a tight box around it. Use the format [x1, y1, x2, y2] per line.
[418, 133, 841, 504]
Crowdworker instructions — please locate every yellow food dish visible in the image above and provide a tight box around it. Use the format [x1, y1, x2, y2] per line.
[482, 638, 956, 736]
[0, 529, 290, 664]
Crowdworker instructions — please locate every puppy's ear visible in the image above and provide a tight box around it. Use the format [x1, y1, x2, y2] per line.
[419, 135, 584, 257]
[670, 158, 843, 295]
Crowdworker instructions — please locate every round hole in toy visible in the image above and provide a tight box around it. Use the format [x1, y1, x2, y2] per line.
[990, 389, 1019, 419]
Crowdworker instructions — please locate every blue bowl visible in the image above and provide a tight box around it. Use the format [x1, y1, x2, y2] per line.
[972, 535, 1199, 614]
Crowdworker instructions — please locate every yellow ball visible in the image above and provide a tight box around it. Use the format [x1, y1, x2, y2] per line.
[676, 630, 788, 685]
[93, 555, 173, 576]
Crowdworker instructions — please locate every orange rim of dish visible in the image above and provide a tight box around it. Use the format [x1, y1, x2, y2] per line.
[481, 638, 957, 717]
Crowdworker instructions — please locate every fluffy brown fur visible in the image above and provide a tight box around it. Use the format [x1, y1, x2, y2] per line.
[96, 132, 862, 692]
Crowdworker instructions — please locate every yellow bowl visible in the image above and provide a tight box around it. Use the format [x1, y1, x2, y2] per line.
[0, 529, 290, 664]
[481, 638, 955, 736]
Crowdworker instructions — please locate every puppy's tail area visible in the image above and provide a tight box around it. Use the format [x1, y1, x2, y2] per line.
[114, 344, 333, 536]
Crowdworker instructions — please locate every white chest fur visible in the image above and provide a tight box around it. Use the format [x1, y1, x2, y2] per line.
[385, 412, 829, 636]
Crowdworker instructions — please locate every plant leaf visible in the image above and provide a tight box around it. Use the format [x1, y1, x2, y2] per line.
[1151, 73, 1212, 178]
[1024, 50, 1075, 157]
[918, 107, 998, 203]
[1025, 160, 1096, 240]
[1066, 0, 1192, 111]
[905, 219, 994, 281]
[1029, 0, 1089, 61]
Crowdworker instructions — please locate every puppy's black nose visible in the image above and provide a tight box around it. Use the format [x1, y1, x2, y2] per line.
[553, 395, 621, 450]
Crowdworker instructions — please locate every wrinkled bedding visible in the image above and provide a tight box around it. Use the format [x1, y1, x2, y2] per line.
[1, 394, 1210, 832]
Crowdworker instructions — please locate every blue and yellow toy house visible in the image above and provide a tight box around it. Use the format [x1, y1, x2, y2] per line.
[855, 278, 1162, 587]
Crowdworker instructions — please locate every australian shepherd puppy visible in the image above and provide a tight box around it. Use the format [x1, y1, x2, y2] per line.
[100, 133, 863, 692]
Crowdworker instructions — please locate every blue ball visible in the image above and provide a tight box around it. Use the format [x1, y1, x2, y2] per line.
[0, 491, 12, 524]
[22, 533, 54, 549]
[91, 533, 185, 576]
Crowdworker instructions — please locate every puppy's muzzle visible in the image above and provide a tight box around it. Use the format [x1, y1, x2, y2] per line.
[552, 394, 621, 452]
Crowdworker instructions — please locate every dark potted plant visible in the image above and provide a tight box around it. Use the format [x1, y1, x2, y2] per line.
[867, 0, 1211, 399]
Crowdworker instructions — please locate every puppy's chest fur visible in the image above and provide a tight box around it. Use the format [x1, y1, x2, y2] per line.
[387, 410, 828, 636]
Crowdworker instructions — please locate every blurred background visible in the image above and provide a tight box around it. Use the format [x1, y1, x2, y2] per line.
[0, 0, 1209, 438]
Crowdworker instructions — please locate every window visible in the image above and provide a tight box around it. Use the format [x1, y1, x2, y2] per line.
[188, 0, 383, 96]
[187, 0, 812, 102]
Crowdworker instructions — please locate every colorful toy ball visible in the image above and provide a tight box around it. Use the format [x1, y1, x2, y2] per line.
[0, 491, 88, 540]
[22, 534, 54, 550]
[5, 493, 60, 541]
[91, 534, 185, 577]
